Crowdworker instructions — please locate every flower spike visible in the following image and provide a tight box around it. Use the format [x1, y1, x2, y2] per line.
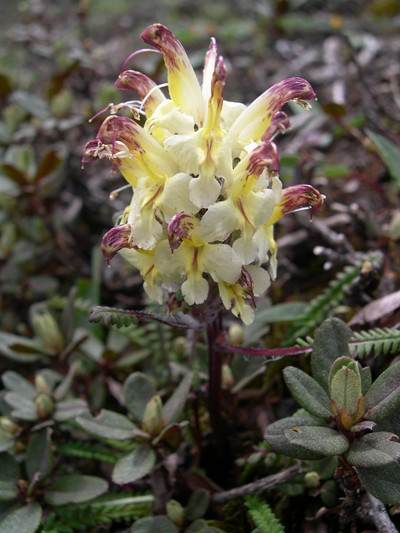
[85, 24, 323, 324]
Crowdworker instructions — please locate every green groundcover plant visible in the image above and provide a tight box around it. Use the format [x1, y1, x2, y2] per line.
[1, 15, 400, 533]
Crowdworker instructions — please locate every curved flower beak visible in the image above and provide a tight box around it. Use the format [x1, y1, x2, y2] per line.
[228, 77, 316, 153]
[83, 114, 178, 185]
[267, 184, 325, 226]
[115, 70, 166, 117]
[141, 24, 204, 124]
[101, 224, 132, 265]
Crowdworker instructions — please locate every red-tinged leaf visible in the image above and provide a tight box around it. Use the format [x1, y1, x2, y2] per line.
[34, 149, 63, 182]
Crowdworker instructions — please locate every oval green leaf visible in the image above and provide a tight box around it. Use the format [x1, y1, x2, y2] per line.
[123, 373, 156, 422]
[283, 366, 331, 419]
[112, 445, 156, 485]
[346, 431, 400, 468]
[76, 409, 136, 440]
[163, 372, 193, 425]
[364, 360, 400, 422]
[26, 428, 53, 482]
[0, 503, 42, 533]
[311, 318, 352, 392]
[356, 462, 400, 505]
[45, 474, 108, 505]
[284, 426, 349, 456]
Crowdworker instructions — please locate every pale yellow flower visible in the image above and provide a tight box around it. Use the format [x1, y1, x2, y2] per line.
[84, 23, 324, 323]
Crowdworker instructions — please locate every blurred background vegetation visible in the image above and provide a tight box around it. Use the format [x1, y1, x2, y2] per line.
[1, 0, 400, 531]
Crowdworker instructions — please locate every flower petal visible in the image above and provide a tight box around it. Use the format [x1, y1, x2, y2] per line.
[159, 173, 200, 221]
[101, 224, 132, 264]
[218, 282, 255, 325]
[182, 272, 209, 305]
[119, 248, 163, 304]
[141, 24, 204, 124]
[198, 198, 239, 242]
[267, 183, 325, 227]
[202, 37, 218, 107]
[115, 70, 166, 117]
[246, 264, 271, 296]
[200, 243, 242, 284]
[89, 115, 178, 184]
[228, 77, 316, 153]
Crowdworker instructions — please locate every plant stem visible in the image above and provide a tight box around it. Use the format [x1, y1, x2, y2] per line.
[211, 463, 302, 504]
[365, 493, 399, 533]
[207, 313, 223, 449]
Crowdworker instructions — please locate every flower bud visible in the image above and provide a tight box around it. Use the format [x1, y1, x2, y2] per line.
[329, 356, 365, 430]
[31, 310, 64, 353]
[35, 393, 55, 419]
[35, 374, 51, 395]
[304, 471, 320, 489]
[228, 323, 244, 345]
[222, 364, 234, 390]
[141, 395, 164, 436]
[172, 336, 186, 357]
[0, 416, 19, 434]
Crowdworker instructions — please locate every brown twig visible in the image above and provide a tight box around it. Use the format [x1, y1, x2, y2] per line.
[363, 493, 399, 533]
[211, 463, 302, 504]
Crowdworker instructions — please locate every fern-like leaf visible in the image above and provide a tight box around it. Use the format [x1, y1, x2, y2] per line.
[295, 326, 400, 359]
[89, 306, 203, 330]
[57, 441, 119, 464]
[42, 494, 153, 532]
[285, 251, 383, 345]
[349, 327, 400, 359]
[245, 495, 285, 533]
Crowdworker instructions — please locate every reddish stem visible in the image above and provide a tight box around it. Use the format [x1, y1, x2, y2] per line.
[207, 313, 223, 449]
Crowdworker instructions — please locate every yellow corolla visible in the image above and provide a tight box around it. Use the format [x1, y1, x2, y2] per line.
[84, 23, 324, 323]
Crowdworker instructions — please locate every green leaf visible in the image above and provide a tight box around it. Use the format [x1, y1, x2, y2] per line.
[1, 371, 36, 399]
[356, 462, 400, 505]
[0, 453, 20, 481]
[185, 489, 210, 522]
[0, 480, 17, 503]
[360, 366, 372, 396]
[35, 148, 62, 181]
[284, 426, 349, 457]
[131, 516, 179, 533]
[26, 428, 53, 482]
[0, 429, 14, 453]
[0, 453, 19, 501]
[123, 373, 156, 422]
[254, 301, 308, 323]
[163, 372, 193, 425]
[45, 475, 108, 505]
[266, 415, 331, 460]
[76, 409, 137, 440]
[53, 399, 88, 422]
[89, 306, 202, 330]
[0, 332, 48, 362]
[283, 366, 331, 419]
[329, 362, 362, 414]
[311, 318, 352, 392]
[364, 360, 400, 421]
[4, 393, 37, 421]
[329, 357, 360, 388]
[0, 503, 42, 533]
[3, 144, 36, 180]
[346, 432, 400, 468]
[112, 445, 156, 484]
[245, 494, 285, 533]
[185, 520, 226, 533]
[367, 129, 400, 189]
